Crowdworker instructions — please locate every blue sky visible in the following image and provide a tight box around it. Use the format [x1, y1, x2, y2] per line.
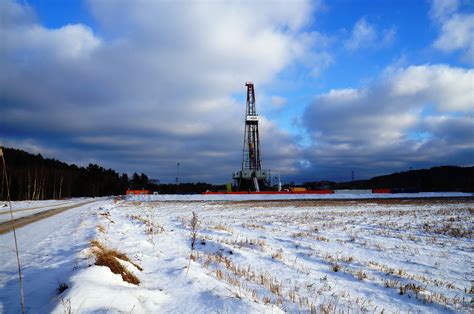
[1, 0, 473, 183]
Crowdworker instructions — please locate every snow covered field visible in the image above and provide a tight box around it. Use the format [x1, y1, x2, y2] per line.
[1, 196, 473, 313]
[132, 191, 472, 202]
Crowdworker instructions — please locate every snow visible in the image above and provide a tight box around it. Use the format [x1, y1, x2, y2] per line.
[0, 200, 102, 313]
[129, 191, 472, 202]
[0, 198, 92, 223]
[60, 266, 169, 313]
[1, 196, 472, 313]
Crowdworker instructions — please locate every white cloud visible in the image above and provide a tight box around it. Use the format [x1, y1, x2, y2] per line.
[270, 96, 288, 108]
[302, 64, 474, 178]
[345, 18, 376, 51]
[433, 14, 474, 63]
[430, 0, 474, 63]
[292, 31, 335, 76]
[387, 64, 474, 112]
[0, 0, 320, 182]
[429, 0, 459, 21]
[21, 24, 100, 59]
[0, 2, 100, 61]
[345, 17, 395, 52]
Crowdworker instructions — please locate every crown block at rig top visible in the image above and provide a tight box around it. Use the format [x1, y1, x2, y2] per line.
[232, 82, 271, 192]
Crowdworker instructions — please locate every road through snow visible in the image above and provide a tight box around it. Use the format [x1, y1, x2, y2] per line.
[0, 200, 97, 234]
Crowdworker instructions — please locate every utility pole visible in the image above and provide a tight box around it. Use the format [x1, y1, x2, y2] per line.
[278, 170, 282, 192]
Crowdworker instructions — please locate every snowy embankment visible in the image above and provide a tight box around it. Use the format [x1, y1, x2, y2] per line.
[130, 191, 472, 202]
[1, 197, 472, 313]
[0, 200, 104, 313]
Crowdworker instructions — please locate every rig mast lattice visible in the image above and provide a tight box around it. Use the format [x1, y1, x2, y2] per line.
[233, 82, 269, 191]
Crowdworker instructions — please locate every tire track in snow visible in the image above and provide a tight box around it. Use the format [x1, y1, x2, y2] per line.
[0, 200, 97, 234]
[0, 201, 72, 215]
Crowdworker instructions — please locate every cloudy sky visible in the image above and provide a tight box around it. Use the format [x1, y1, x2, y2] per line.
[1, 0, 473, 183]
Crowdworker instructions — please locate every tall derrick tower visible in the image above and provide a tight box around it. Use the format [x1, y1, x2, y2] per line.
[233, 82, 269, 191]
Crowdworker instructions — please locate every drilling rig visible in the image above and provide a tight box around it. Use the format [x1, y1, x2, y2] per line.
[233, 82, 270, 191]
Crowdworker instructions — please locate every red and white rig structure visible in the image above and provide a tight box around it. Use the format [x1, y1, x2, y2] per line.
[204, 82, 335, 195]
[232, 82, 270, 191]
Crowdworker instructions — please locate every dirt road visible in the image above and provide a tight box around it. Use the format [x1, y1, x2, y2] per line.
[0, 201, 71, 216]
[0, 200, 97, 234]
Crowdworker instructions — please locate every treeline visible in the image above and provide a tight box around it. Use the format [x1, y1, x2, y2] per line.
[0, 147, 159, 201]
[2, 147, 472, 200]
[156, 182, 227, 194]
[0, 147, 228, 200]
[303, 166, 474, 192]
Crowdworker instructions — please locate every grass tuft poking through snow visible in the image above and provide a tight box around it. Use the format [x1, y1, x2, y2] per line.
[90, 240, 142, 285]
[190, 211, 199, 250]
[56, 282, 68, 295]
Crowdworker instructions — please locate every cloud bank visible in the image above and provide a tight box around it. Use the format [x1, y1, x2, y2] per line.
[302, 64, 474, 180]
[1, 0, 472, 184]
[345, 17, 395, 52]
[0, 0, 317, 182]
[430, 0, 474, 63]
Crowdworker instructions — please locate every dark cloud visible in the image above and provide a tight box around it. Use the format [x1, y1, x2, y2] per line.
[1, 0, 472, 184]
[0, 0, 317, 183]
[301, 64, 474, 180]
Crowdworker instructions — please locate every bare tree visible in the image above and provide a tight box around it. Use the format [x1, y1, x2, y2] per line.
[59, 175, 63, 199]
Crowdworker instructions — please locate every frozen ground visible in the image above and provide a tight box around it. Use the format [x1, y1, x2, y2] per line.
[0, 196, 473, 313]
[132, 191, 472, 202]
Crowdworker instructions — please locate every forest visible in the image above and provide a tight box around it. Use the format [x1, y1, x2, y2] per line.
[1, 147, 472, 201]
[0, 147, 228, 201]
[0, 147, 149, 201]
[304, 166, 474, 192]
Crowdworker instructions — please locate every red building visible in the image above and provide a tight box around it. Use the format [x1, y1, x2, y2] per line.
[126, 190, 150, 195]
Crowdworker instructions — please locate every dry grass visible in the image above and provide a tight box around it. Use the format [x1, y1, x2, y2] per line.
[211, 224, 232, 232]
[57, 282, 68, 295]
[331, 263, 341, 272]
[90, 240, 141, 285]
[271, 249, 284, 260]
[314, 235, 330, 242]
[192, 250, 374, 312]
[356, 270, 367, 280]
[291, 231, 306, 238]
[241, 223, 266, 230]
[129, 214, 165, 234]
[432, 223, 472, 238]
[129, 198, 472, 312]
[96, 224, 106, 233]
[190, 211, 199, 250]
[99, 211, 114, 223]
[128, 213, 165, 246]
[204, 236, 268, 252]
